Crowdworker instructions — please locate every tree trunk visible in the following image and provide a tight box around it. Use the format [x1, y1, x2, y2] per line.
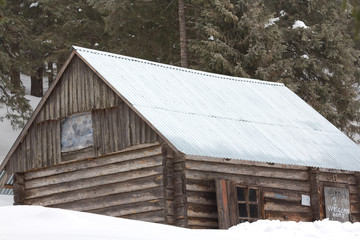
[10, 67, 21, 90]
[31, 67, 44, 97]
[178, 0, 188, 68]
[47, 62, 54, 86]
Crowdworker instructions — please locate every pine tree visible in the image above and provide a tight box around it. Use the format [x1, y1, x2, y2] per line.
[189, 0, 360, 140]
[90, 0, 180, 64]
[0, 0, 31, 128]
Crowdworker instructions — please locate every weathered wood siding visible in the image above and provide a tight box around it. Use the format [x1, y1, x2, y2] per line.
[315, 168, 359, 222]
[21, 144, 165, 223]
[183, 156, 360, 228]
[6, 55, 158, 174]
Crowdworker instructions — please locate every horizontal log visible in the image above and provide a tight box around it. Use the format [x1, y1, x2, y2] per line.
[48, 186, 164, 211]
[263, 189, 303, 202]
[25, 144, 161, 180]
[351, 204, 359, 214]
[186, 160, 309, 181]
[25, 166, 163, 199]
[188, 218, 218, 228]
[121, 209, 164, 223]
[186, 170, 310, 192]
[25, 175, 163, 206]
[25, 155, 163, 189]
[350, 194, 358, 204]
[319, 168, 355, 174]
[61, 146, 95, 162]
[186, 180, 215, 193]
[185, 155, 308, 170]
[187, 203, 218, 219]
[318, 172, 356, 184]
[265, 211, 312, 222]
[323, 182, 357, 195]
[264, 202, 311, 213]
[89, 199, 164, 217]
[187, 191, 216, 206]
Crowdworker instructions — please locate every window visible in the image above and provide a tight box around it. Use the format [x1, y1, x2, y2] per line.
[215, 179, 262, 229]
[237, 186, 260, 223]
[61, 113, 94, 152]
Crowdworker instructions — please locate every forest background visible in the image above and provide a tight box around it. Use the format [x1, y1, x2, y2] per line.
[1, 0, 360, 142]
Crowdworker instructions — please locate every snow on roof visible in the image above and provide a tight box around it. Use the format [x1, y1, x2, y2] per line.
[73, 46, 360, 171]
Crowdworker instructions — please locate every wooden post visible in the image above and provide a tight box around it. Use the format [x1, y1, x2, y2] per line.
[309, 168, 324, 220]
[355, 173, 360, 221]
[13, 172, 25, 205]
[215, 179, 239, 229]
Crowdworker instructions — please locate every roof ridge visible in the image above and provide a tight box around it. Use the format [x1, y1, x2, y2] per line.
[73, 46, 284, 87]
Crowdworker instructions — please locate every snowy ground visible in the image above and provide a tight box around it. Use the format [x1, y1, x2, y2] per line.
[0, 206, 359, 240]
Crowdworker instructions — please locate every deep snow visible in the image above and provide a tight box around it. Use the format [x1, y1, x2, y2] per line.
[0, 206, 360, 240]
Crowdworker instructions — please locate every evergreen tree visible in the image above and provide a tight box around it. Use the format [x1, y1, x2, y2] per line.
[0, 0, 31, 128]
[90, 0, 180, 64]
[23, 0, 106, 96]
[189, 0, 360, 140]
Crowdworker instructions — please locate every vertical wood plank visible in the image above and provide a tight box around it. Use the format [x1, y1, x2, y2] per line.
[215, 179, 230, 229]
[72, 62, 78, 114]
[55, 85, 60, 120]
[112, 107, 119, 152]
[141, 120, 146, 144]
[82, 61, 88, 112]
[94, 72, 100, 109]
[55, 120, 61, 164]
[117, 105, 124, 150]
[130, 110, 136, 146]
[30, 126, 36, 170]
[309, 168, 324, 220]
[124, 104, 131, 148]
[64, 68, 69, 116]
[60, 71, 66, 118]
[89, 69, 94, 110]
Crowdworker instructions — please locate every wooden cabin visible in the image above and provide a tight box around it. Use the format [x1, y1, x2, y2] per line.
[1, 46, 360, 229]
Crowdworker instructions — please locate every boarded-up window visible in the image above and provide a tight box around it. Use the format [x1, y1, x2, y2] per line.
[324, 187, 350, 222]
[61, 113, 94, 152]
[215, 179, 262, 229]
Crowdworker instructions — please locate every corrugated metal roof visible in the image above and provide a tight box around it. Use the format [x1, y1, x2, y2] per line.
[0, 171, 13, 195]
[74, 46, 360, 171]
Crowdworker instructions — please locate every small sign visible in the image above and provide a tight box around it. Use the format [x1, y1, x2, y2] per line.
[301, 194, 311, 206]
[324, 187, 350, 222]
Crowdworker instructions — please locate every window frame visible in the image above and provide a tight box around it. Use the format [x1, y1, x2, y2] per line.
[215, 179, 263, 229]
[236, 185, 262, 223]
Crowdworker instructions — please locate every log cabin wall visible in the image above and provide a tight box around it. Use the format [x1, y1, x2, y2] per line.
[19, 144, 166, 223]
[6, 55, 158, 174]
[183, 156, 360, 229]
[312, 168, 359, 222]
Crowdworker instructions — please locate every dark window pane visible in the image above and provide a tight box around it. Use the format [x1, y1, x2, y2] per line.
[249, 189, 257, 202]
[250, 204, 258, 218]
[238, 203, 247, 217]
[239, 219, 247, 223]
[237, 187, 245, 201]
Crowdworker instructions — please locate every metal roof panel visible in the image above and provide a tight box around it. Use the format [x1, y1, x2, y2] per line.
[74, 46, 360, 171]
